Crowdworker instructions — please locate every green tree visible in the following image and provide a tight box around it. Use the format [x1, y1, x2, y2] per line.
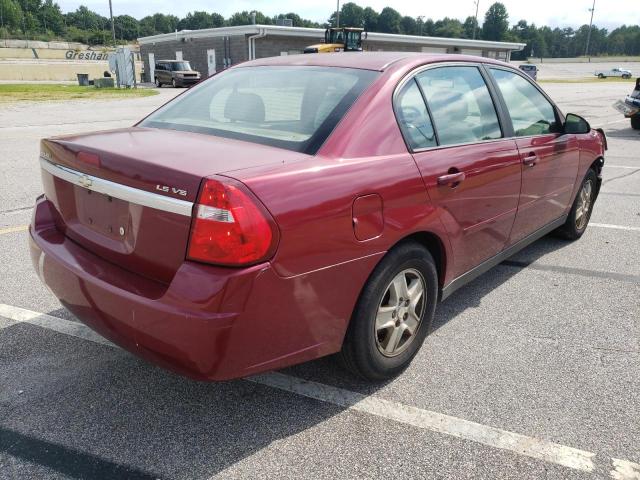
[423, 18, 435, 36]
[377, 7, 401, 34]
[482, 2, 509, 41]
[38, 0, 63, 34]
[338, 2, 364, 27]
[178, 11, 223, 30]
[462, 16, 479, 39]
[434, 17, 463, 38]
[400, 15, 417, 35]
[226, 10, 272, 26]
[114, 14, 138, 40]
[362, 6, 378, 32]
[0, 0, 22, 30]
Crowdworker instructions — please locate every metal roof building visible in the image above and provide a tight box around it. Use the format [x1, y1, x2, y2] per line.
[138, 24, 525, 82]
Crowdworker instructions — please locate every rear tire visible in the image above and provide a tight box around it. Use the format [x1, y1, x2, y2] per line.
[631, 115, 640, 130]
[340, 242, 438, 381]
[172, 79, 177, 88]
[555, 169, 597, 240]
[598, 73, 605, 79]
[154, 77, 161, 87]
[623, 74, 631, 79]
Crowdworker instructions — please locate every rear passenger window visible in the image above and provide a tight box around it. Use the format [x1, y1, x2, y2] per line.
[416, 66, 502, 146]
[395, 79, 436, 150]
[489, 68, 558, 136]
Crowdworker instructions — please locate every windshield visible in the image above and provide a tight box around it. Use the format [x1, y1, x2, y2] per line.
[170, 62, 192, 71]
[140, 66, 378, 154]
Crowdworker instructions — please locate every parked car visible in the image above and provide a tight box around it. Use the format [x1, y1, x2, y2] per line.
[30, 53, 607, 381]
[613, 77, 640, 129]
[595, 67, 632, 79]
[154, 60, 201, 87]
[518, 64, 538, 80]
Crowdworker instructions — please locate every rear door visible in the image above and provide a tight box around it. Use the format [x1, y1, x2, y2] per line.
[487, 67, 580, 245]
[397, 64, 522, 279]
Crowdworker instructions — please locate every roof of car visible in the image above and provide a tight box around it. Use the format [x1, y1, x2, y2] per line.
[239, 52, 510, 72]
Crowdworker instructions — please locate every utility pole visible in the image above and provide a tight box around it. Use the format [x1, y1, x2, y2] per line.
[336, 0, 340, 28]
[584, 0, 595, 58]
[108, 0, 116, 46]
[472, 0, 480, 40]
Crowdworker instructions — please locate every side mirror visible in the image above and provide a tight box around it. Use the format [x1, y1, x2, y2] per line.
[564, 113, 591, 134]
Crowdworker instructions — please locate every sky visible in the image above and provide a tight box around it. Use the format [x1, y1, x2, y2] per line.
[56, 0, 638, 31]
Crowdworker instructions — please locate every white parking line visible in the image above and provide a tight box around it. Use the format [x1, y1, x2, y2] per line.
[590, 223, 640, 232]
[607, 165, 640, 170]
[1, 304, 639, 478]
[0, 225, 28, 236]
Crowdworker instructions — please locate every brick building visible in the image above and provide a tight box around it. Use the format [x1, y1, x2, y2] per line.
[138, 25, 525, 82]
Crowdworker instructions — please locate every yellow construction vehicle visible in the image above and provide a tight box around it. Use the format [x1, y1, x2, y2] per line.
[304, 27, 365, 53]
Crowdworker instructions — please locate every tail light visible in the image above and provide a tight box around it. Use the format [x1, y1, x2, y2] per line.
[187, 176, 278, 266]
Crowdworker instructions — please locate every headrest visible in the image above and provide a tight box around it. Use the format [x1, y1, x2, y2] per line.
[224, 92, 265, 123]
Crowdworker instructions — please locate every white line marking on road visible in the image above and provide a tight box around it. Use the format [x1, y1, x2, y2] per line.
[607, 165, 640, 170]
[0, 225, 28, 235]
[611, 459, 640, 480]
[590, 223, 640, 232]
[248, 373, 598, 472]
[0, 304, 113, 346]
[1, 303, 640, 478]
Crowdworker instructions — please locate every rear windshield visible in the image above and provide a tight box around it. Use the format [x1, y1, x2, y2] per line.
[140, 66, 378, 154]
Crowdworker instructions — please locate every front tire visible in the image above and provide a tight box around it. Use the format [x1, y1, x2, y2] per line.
[340, 242, 438, 381]
[154, 77, 161, 87]
[555, 169, 597, 240]
[631, 115, 640, 130]
[598, 73, 605, 79]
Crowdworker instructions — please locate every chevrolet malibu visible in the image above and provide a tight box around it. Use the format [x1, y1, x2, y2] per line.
[30, 53, 606, 381]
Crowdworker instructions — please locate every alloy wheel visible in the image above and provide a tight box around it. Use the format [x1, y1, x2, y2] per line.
[374, 268, 426, 357]
[575, 179, 593, 230]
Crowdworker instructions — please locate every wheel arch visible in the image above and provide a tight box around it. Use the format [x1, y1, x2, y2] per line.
[589, 156, 605, 198]
[389, 231, 448, 289]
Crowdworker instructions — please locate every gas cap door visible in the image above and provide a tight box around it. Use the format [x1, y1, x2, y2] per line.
[352, 194, 384, 241]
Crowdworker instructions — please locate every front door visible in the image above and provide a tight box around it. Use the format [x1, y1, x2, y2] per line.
[207, 49, 216, 76]
[396, 65, 522, 279]
[487, 67, 580, 245]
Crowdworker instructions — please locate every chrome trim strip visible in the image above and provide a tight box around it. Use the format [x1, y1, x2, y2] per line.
[39, 157, 194, 217]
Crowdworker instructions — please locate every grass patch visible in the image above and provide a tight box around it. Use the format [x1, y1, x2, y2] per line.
[0, 84, 158, 103]
[539, 77, 636, 84]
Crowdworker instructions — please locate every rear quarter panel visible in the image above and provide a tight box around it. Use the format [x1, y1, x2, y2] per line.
[230, 67, 453, 283]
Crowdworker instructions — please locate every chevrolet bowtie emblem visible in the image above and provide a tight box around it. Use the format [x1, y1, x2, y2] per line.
[78, 175, 93, 188]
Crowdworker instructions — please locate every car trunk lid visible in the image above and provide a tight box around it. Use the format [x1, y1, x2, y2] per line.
[40, 127, 300, 283]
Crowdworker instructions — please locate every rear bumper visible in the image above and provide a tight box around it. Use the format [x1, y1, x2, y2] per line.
[30, 196, 378, 380]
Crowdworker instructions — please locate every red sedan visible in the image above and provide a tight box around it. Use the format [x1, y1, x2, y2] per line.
[30, 53, 606, 381]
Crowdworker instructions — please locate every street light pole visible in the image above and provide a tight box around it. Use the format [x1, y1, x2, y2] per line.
[335, 0, 340, 28]
[585, 0, 595, 58]
[472, 0, 480, 40]
[108, 0, 116, 46]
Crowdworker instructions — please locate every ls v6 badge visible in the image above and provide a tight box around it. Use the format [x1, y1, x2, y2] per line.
[156, 184, 188, 197]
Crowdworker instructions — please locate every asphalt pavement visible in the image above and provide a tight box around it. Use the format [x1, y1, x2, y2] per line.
[0, 79, 639, 480]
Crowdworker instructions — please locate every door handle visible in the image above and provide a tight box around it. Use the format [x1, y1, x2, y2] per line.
[522, 153, 538, 167]
[437, 172, 466, 187]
